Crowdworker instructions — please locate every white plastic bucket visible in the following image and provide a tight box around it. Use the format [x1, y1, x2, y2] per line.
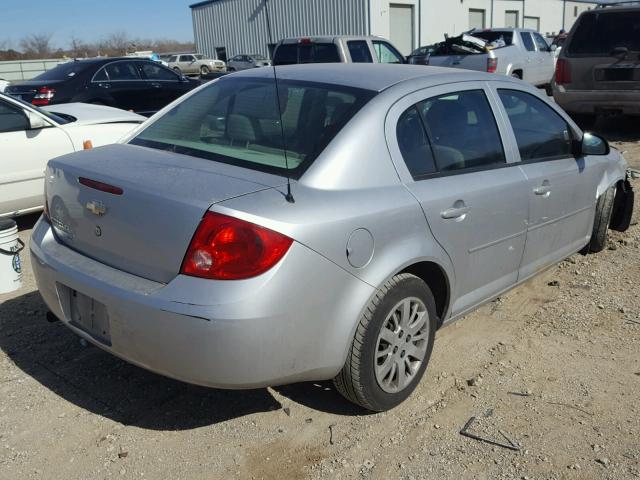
[0, 219, 24, 294]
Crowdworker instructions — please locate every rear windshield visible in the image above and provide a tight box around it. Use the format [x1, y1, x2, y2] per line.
[34, 62, 89, 81]
[567, 11, 640, 55]
[130, 77, 375, 178]
[471, 31, 514, 46]
[273, 43, 341, 65]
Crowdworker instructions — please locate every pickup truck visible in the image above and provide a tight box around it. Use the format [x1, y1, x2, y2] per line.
[425, 28, 555, 87]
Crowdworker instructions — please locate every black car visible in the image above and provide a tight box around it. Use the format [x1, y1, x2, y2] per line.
[5, 57, 199, 116]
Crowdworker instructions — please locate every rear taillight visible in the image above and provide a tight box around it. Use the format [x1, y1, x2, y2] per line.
[555, 59, 571, 85]
[487, 58, 498, 73]
[181, 212, 293, 280]
[32, 86, 55, 106]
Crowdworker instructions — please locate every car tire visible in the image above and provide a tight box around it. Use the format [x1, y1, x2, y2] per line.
[200, 66, 210, 75]
[333, 273, 437, 412]
[582, 185, 616, 254]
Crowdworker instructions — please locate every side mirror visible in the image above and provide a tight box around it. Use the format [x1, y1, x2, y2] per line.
[27, 111, 48, 130]
[580, 132, 609, 156]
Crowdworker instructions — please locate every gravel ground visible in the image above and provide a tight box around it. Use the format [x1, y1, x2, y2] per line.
[1, 116, 639, 480]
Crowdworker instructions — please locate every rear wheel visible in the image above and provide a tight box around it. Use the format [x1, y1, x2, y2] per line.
[582, 185, 616, 254]
[334, 273, 437, 411]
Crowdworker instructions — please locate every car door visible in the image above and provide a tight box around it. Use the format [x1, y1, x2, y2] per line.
[519, 32, 539, 84]
[0, 98, 74, 215]
[387, 83, 529, 316]
[179, 55, 197, 74]
[91, 61, 147, 112]
[532, 32, 555, 85]
[493, 87, 606, 279]
[138, 61, 184, 113]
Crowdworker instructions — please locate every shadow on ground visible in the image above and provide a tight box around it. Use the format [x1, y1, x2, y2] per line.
[1, 291, 365, 431]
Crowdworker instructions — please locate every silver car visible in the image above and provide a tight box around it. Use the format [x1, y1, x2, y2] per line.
[31, 64, 634, 411]
[227, 54, 271, 72]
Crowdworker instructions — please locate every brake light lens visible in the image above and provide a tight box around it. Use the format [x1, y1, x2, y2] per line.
[181, 212, 293, 280]
[487, 57, 498, 73]
[78, 177, 123, 195]
[32, 86, 55, 106]
[299, 38, 312, 44]
[555, 59, 571, 85]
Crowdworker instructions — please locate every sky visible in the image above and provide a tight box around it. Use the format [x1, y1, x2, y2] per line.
[1, 0, 196, 49]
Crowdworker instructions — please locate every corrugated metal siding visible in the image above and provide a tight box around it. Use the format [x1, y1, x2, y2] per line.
[192, 0, 368, 59]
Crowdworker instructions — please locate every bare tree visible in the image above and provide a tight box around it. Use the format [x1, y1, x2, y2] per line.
[99, 31, 132, 56]
[20, 33, 53, 58]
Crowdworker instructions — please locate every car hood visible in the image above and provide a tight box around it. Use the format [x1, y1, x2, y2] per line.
[43, 103, 146, 126]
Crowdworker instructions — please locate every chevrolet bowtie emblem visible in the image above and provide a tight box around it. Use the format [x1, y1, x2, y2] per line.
[86, 200, 107, 216]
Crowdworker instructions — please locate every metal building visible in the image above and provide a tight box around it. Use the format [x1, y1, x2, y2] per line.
[191, 0, 369, 61]
[190, 0, 598, 60]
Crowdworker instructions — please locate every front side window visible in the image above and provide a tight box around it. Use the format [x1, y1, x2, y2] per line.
[0, 100, 28, 133]
[348, 40, 373, 63]
[520, 32, 536, 52]
[372, 41, 404, 64]
[533, 33, 550, 52]
[498, 89, 573, 161]
[130, 78, 375, 178]
[102, 62, 141, 81]
[140, 62, 178, 81]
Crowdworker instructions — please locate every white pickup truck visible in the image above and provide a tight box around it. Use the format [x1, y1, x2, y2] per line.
[426, 28, 555, 87]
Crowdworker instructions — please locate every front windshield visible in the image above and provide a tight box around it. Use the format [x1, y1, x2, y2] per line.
[10, 95, 71, 125]
[130, 77, 375, 178]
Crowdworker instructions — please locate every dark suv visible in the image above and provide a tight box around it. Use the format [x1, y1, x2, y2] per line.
[5, 58, 199, 116]
[552, 5, 640, 122]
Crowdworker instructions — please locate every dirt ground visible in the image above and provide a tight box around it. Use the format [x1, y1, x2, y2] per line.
[1, 116, 639, 480]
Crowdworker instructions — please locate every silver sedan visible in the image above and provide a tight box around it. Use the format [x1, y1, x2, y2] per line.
[31, 64, 634, 411]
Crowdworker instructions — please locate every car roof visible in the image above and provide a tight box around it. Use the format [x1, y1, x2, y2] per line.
[279, 35, 387, 44]
[228, 63, 518, 92]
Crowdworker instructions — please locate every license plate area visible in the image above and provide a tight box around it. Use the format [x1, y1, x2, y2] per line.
[57, 284, 112, 346]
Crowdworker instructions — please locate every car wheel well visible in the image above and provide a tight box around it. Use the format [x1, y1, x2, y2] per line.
[399, 262, 449, 325]
[511, 69, 523, 79]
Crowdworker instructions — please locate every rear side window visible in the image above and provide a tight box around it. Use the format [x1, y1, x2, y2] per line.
[520, 32, 536, 52]
[347, 40, 373, 63]
[397, 90, 505, 177]
[130, 78, 375, 178]
[273, 43, 340, 65]
[567, 11, 640, 55]
[498, 89, 573, 161]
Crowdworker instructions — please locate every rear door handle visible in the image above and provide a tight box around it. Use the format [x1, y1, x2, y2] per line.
[533, 183, 551, 196]
[98, 83, 111, 89]
[151, 82, 162, 88]
[441, 205, 471, 219]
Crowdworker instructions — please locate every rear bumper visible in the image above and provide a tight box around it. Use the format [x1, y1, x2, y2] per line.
[553, 85, 640, 115]
[30, 218, 374, 389]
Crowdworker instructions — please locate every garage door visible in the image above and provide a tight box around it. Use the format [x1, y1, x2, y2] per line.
[389, 4, 414, 56]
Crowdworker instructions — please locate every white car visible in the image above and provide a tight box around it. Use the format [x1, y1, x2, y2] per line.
[0, 93, 145, 217]
[0, 79, 9, 93]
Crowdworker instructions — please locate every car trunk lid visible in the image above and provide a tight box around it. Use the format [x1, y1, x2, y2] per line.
[46, 143, 283, 283]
